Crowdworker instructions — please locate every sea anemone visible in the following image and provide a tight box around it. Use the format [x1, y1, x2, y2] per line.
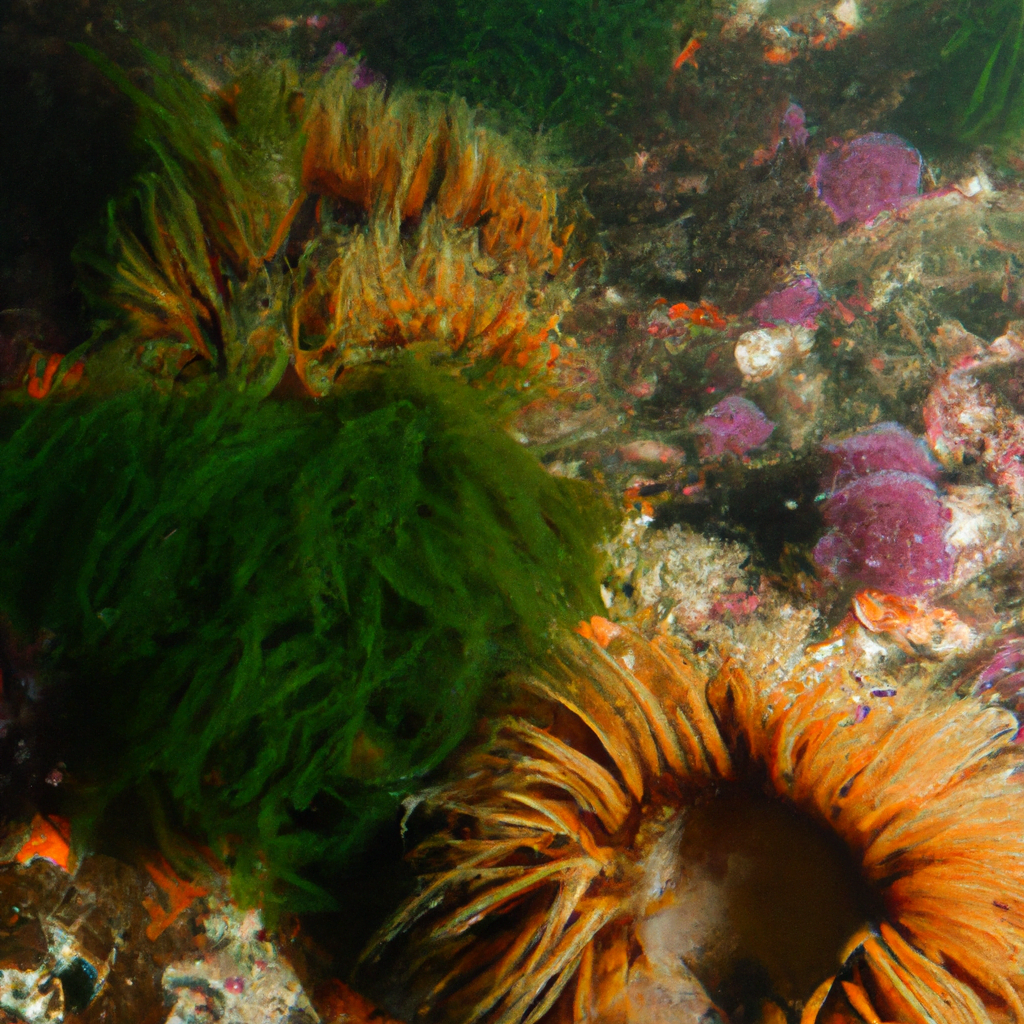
[364, 617, 1024, 1024]
[79, 52, 569, 397]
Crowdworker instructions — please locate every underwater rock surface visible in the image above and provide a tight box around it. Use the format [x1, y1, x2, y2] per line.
[9, 1, 1024, 1021]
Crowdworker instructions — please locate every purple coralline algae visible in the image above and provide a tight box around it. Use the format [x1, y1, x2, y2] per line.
[975, 637, 1024, 697]
[813, 133, 922, 225]
[695, 396, 775, 459]
[322, 41, 381, 88]
[782, 102, 810, 148]
[813, 471, 953, 596]
[749, 277, 826, 328]
[820, 422, 942, 492]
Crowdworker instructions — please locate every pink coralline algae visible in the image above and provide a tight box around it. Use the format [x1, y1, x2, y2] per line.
[820, 422, 941, 492]
[813, 133, 922, 225]
[813, 471, 954, 596]
[695, 396, 775, 459]
[749, 277, 826, 328]
[813, 423, 952, 596]
[975, 637, 1024, 698]
[782, 102, 810, 148]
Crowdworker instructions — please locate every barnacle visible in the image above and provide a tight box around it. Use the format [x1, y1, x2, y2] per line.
[82, 53, 569, 396]
[364, 617, 1024, 1024]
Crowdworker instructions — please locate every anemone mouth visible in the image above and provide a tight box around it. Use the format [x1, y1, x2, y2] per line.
[363, 617, 1024, 1024]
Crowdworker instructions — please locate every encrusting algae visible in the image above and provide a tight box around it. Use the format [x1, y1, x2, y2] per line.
[363, 616, 1024, 1024]
[78, 51, 571, 397]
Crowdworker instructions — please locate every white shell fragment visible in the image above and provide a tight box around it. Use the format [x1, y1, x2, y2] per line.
[734, 325, 815, 382]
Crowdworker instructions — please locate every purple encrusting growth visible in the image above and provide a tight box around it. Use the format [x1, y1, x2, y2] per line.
[322, 41, 381, 88]
[975, 638, 1024, 696]
[821, 422, 942, 492]
[813, 133, 922, 224]
[782, 102, 809, 148]
[695, 396, 775, 459]
[812, 471, 953, 596]
[749, 277, 826, 327]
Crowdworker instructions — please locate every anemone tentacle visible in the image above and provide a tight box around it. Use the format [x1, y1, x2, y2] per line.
[365, 619, 1024, 1024]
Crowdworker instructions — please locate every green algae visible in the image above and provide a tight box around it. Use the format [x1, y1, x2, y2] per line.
[0, 361, 615, 910]
[350, 0, 713, 154]
[885, 0, 1024, 154]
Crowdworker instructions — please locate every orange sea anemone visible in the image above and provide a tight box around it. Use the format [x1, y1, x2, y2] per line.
[89, 56, 570, 396]
[363, 617, 1024, 1024]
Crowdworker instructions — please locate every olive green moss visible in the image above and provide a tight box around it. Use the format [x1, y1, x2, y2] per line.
[0, 362, 615, 909]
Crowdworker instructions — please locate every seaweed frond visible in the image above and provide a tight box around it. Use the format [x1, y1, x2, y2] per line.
[0, 362, 616, 910]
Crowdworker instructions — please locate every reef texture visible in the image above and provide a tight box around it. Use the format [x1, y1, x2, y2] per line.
[925, 324, 1024, 508]
[8, 3, 1024, 1023]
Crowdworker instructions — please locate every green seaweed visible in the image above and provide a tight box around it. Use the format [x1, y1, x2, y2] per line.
[954, 0, 1024, 139]
[0, 361, 615, 909]
[349, 0, 713, 154]
[890, 0, 1024, 151]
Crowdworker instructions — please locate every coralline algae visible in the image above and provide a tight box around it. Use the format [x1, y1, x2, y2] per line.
[820, 422, 941, 492]
[813, 133, 922, 225]
[782, 101, 809, 148]
[695, 396, 775, 459]
[813, 425, 952, 596]
[749, 277, 826, 328]
[813, 471, 953, 596]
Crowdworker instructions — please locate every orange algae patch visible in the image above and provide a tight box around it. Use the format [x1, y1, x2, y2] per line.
[366, 624, 1024, 1024]
[142, 855, 210, 941]
[15, 814, 72, 870]
[765, 45, 799, 64]
[668, 299, 728, 329]
[673, 37, 701, 70]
